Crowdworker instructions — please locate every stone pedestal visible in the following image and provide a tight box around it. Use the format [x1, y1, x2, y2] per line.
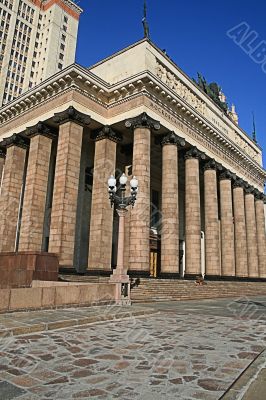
[0, 135, 28, 253]
[233, 180, 248, 277]
[161, 132, 185, 274]
[185, 148, 205, 277]
[0, 252, 59, 289]
[204, 161, 221, 277]
[88, 126, 121, 271]
[219, 171, 235, 277]
[49, 107, 90, 267]
[245, 190, 259, 277]
[19, 124, 53, 252]
[255, 194, 266, 278]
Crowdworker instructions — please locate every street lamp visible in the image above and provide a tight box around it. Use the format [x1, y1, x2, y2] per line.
[108, 173, 138, 305]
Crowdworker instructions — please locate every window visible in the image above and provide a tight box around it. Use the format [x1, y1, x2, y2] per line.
[59, 53, 63, 60]
[58, 63, 63, 69]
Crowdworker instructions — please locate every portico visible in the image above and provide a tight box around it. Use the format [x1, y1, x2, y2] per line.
[0, 39, 265, 281]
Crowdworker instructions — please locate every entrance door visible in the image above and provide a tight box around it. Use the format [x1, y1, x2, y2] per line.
[150, 228, 160, 277]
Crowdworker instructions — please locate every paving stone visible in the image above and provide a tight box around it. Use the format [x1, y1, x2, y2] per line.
[0, 381, 26, 399]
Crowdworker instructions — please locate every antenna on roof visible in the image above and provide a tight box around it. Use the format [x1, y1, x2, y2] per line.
[252, 112, 257, 142]
[142, 0, 150, 40]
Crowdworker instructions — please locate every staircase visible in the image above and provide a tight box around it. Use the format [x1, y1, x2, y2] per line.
[130, 278, 266, 303]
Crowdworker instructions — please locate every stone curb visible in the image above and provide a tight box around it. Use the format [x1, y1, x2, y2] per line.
[0, 308, 157, 339]
[219, 349, 266, 400]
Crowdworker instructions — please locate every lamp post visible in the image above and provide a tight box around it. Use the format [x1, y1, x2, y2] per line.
[108, 173, 138, 305]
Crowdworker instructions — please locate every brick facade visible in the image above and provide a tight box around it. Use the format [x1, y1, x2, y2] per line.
[129, 127, 151, 272]
[49, 121, 83, 266]
[0, 143, 27, 252]
[19, 132, 52, 251]
[185, 151, 202, 276]
[245, 192, 259, 278]
[219, 175, 235, 277]
[233, 183, 248, 277]
[204, 166, 221, 276]
[255, 198, 266, 278]
[88, 131, 118, 270]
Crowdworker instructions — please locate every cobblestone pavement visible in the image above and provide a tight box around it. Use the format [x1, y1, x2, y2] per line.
[0, 297, 265, 399]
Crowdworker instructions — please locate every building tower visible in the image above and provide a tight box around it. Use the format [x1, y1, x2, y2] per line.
[0, 0, 82, 106]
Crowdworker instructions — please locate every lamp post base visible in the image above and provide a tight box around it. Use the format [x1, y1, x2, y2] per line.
[109, 268, 131, 306]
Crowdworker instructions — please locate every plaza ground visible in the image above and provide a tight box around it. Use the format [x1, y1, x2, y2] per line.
[0, 297, 265, 399]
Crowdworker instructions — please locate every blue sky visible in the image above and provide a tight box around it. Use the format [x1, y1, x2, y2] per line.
[75, 0, 266, 167]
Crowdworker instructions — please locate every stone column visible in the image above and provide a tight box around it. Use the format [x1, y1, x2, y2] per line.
[0, 148, 6, 188]
[185, 147, 205, 277]
[161, 132, 185, 275]
[255, 191, 266, 278]
[49, 107, 90, 267]
[244, 186, 259, 278]
[0, 134, 29, 252]
[219, 170, 235, 277]
[233, 179, 248, 277]
[19, 123, 54, 252]
[88, 126, 122, 270]
[204, 159, 222, 277]
[125, 112, 160, 272]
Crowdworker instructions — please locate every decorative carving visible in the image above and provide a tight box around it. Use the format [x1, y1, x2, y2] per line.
[185, 146, 206, 160]
[26, 122, 56, 139]
[125, 112, 160, 130]
[0, 147, 6, 158]
[91, 125, 122, 143]
[161, 131, 186, 147]
[219, 169, 236, 181]
[244, 183, 255, 195]
[204, 158, 223, 171]
[1, 133, 29, 149]
[155, 61, 206, 116]
[232, 178, 245, 189]
[53, 106, 91, 126]
[254, 189, 265, 201]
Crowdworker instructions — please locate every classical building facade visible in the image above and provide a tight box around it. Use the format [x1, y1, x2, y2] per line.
[0, 0, 82, 106]
[0, 39, 265, 279]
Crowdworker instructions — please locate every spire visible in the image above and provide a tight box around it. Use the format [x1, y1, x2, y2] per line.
[252, 112, 257, 143]
[142, 0, 150, 39]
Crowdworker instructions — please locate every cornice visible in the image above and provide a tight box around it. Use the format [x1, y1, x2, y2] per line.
[91, 125, 122, 143]
[0, 68, 265, 187]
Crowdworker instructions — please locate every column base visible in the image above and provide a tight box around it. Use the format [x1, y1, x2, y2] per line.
[128, 270, 151, 278]
[205, 275, 265, 282]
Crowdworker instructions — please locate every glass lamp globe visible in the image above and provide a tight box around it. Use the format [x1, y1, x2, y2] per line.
[108, 175, 116, 188]
[119, 173, 128, 185]
[130, 176, 138, 189]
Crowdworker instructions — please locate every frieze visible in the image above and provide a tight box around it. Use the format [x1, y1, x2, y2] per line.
[148, 98, 264, 188]
[155, 60, 206, 116]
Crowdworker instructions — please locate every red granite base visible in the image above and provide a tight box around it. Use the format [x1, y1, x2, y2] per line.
[0, 252, 59, 289]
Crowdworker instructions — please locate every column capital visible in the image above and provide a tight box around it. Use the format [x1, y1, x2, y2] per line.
[0, 147, 6, 159]
[1, 133, 29, 149]
[26, 122, 56, 140]
[233, 178, 245, 189]
[254, 189, 265, 201]
[185, 146, 206, 160]
[244, 183, 255, 195]
[203, 158, 223, 171]
[91, 125, 122, 143]
[125, 112, 160, 131]
[53, 106, 91, 126]
[219, 169, 236, 181]
[161, 131, 185, 147]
